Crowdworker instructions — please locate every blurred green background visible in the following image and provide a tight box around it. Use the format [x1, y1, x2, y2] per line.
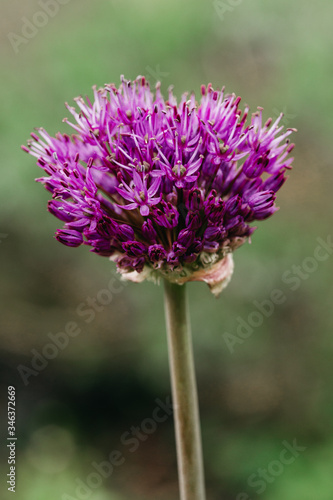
[1, 0, 333, 499]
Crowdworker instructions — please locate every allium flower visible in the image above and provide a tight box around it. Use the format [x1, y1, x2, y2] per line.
[23, 76, 295, 295]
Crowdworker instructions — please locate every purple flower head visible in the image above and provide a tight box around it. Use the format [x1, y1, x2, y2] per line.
[23, 76, 295, 295]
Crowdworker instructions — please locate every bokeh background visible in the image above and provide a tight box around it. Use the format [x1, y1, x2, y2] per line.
[1, 1, 333, 499]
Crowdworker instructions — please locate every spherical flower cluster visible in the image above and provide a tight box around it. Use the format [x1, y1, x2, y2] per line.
[23, 76, 295, 294]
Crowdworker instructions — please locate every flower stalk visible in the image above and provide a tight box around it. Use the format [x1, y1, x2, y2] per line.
[164, 280, 206, 500]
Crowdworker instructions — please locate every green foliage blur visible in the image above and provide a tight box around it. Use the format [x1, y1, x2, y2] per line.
[1, 0, 333, 499]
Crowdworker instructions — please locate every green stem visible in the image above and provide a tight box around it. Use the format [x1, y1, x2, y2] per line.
[163, 280, 206, 500]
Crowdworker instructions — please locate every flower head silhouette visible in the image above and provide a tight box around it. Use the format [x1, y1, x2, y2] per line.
[23, 76, 295, 294]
